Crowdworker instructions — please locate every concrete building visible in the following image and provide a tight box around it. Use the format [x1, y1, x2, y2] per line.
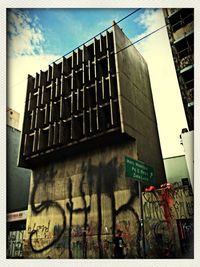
[19, 23, 167, 259]
[163, 8, 194, 131]
[7, 109, 31, 258]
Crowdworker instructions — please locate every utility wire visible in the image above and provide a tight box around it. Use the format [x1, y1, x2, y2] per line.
[51, 8, 142, 64]
[9, 9, 141, 88]
[8, 22, 168, 112]
[116, 23, 168, 54]
[9, 9, 141, 90]
[9, 20, 168, 94]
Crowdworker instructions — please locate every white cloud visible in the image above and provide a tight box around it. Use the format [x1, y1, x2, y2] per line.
[135, 8, 164, 32]
[131, 9, 188, 157]
[7, 9, 45, 57]
[7, 9, 47, 119]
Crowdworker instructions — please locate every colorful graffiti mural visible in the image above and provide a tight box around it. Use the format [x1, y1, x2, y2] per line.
[143, 183, 194, 258]
[23, 158, 193, 259]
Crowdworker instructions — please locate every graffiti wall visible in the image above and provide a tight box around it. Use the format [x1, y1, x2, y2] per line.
[23, 141, 194, 259]
[23, 141, 142, 259]
[7, 230, 25, 258]
[143, 183, 194, 258]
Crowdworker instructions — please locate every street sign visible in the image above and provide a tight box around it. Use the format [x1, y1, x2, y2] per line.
[125, 156, 154, 183]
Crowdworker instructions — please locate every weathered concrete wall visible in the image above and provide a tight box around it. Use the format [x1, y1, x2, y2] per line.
[23, 140, 193, 259]
[113, 23, 165, 184]
[23, 140, 142, 259]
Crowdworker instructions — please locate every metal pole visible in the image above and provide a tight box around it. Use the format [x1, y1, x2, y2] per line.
[138, 181, 146, 258]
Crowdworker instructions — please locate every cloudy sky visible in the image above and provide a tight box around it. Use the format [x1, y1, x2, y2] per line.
[7, 8, 188, 158]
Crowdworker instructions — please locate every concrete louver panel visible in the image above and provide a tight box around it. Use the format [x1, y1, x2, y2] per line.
[53, 62, 62, 79]
[62, 56, 72, 76]
[39, 70, 47, 87]
[47, 65, 52, 83]
[59, 120, 71, 144]
[41, 85, 51, 105]
[34, 72, 39, 90]
[60, 96, 71, 120]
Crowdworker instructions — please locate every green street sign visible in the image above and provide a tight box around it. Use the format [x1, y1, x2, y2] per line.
[125, 156, 154, 183]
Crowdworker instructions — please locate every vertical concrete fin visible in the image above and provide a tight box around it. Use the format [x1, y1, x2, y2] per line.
[47, 65, 52, 82]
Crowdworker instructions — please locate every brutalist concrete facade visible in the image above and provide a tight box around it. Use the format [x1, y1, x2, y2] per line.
[19, 23, 166, 258]
[19, 23, 165, 183]
[19, 28, 121, 169]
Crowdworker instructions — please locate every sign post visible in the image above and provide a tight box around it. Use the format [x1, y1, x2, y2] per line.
[138, 180, 145, 258]
[125, 156, 154, 183]
[125, 156, 154, 258]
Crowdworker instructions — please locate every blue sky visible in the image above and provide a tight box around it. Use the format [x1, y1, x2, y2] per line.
[7, 8, 188, 158]
[7, 8, 148, 57]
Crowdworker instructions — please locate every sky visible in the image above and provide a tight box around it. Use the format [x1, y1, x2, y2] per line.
[7, 8, 188, 158]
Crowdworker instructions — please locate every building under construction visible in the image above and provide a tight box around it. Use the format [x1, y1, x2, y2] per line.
[18, 23, 167, 259]
[163, 8, 194, 131]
